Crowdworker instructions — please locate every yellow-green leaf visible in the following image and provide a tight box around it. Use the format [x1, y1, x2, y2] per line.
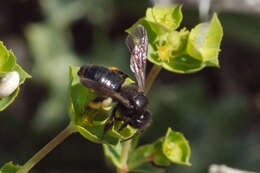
[0, 88, 19, 111]
[0, 162, 20, 173]
[14, 64, 31, 85]
[0, 42, 16, 75]
[146, 5, 183, 33]
[186, 13, 223, 67]
[162, 128, 191, 166]
[103, 138, 139, 169]
[103, 143, 124, 168]
[0, 42, 31, 111]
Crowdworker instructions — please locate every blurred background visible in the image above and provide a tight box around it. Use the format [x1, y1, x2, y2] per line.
[0, 0, 260, 172]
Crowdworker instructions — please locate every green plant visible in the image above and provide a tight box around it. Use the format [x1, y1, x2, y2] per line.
[0, 42, 31, 111]
[0, 5, 223, 173]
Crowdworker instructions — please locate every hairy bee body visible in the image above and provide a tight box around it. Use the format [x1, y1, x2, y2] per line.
[78, 65, 151, 137]
[78, 24, 150, 141]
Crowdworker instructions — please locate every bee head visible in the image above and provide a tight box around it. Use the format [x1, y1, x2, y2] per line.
[78, 65, 88, 78]
[131, 111, 151, 130]
[133, 94, 148, 113]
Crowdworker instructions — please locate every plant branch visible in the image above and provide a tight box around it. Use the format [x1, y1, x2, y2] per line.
[172, 0, 260, 16]
[17, 123, 76, 173]
[145, 64, 161, 95]
[118, 140, 132, 173]
[117, 64, 162, 173]
[209, 164, 259, 173]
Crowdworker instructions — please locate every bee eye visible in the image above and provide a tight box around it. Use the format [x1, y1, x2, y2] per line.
[134, 95, 148, 110]
[78, 66, 85, 77]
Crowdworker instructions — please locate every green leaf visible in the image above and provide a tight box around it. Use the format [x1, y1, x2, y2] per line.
[128, 128, 192, 170]
[131, 163, 165, 173]
[146, 5, 183, 34]
[127, 128, 191, 171]
[128, 144, 154, 169]
[0, 42, 31, 111]
[103, 138, 138, 169]
[128, 138, 171, 171]
[0, 42, 16, 76]
[186, 13, 223, 67]
[161, 55, 204, 73]
[126, 8, 223, 74]
[69, 65, 138, 145]
[145, 14, 223, 73]
[69, 65, 97, 122]
[0, 88, 19, 111]
[162, 128, 191, 166]
[103, 143, 124, 168]
[14, 64, 31, 85]
[0, 64, 31, 111]
[0, 162, 20, 173]
[152, 138, 171, 166]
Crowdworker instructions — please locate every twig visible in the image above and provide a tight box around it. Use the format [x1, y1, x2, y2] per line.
[209, 164, 259, 173]
[145, 65, 161, 95]
[199, 0, 211, 21]
[118, 140, 131, 173]
[173, 0, 260, 16]
[17, 123, 76, 173]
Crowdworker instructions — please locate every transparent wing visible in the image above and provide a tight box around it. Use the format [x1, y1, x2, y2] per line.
[125, 24, 148, 93]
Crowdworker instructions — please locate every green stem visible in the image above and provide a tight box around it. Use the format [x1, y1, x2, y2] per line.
[117, 64, 162, 173]
[117, 140, 131, 173]
[145, 65, 162, 95]
[17, 123, 76, 173]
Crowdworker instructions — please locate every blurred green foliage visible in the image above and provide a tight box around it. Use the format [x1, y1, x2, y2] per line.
[0, 162, 20, 173]
[1, 0, 260, 172]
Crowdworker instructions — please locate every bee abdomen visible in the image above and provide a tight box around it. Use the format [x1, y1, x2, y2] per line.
[78, 65, 125, 91]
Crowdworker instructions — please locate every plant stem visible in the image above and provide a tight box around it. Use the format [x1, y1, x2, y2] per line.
[145, 64, 162, 95]
[17, 123, 76, 173]
[209, 164, 258, 173]
[117, 64, 162, 173]
[118, 140, 131, 173]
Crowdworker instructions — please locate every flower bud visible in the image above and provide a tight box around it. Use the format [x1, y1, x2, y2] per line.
[0, 71, 20, 98]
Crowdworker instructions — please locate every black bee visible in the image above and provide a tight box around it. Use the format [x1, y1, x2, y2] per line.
[78, 25, 151, 140]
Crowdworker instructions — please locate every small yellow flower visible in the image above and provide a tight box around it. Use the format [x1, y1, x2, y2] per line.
[157, 45, 172, 62]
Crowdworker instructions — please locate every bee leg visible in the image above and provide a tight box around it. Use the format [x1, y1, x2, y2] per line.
[102, 105, 118, 139]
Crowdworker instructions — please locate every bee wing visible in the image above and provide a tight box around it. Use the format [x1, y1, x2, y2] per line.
[125, 24, 148, 93]
[80, 78, 131, 108]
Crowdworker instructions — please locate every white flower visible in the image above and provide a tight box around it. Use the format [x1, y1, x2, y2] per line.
[0, 71, 20, 98]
